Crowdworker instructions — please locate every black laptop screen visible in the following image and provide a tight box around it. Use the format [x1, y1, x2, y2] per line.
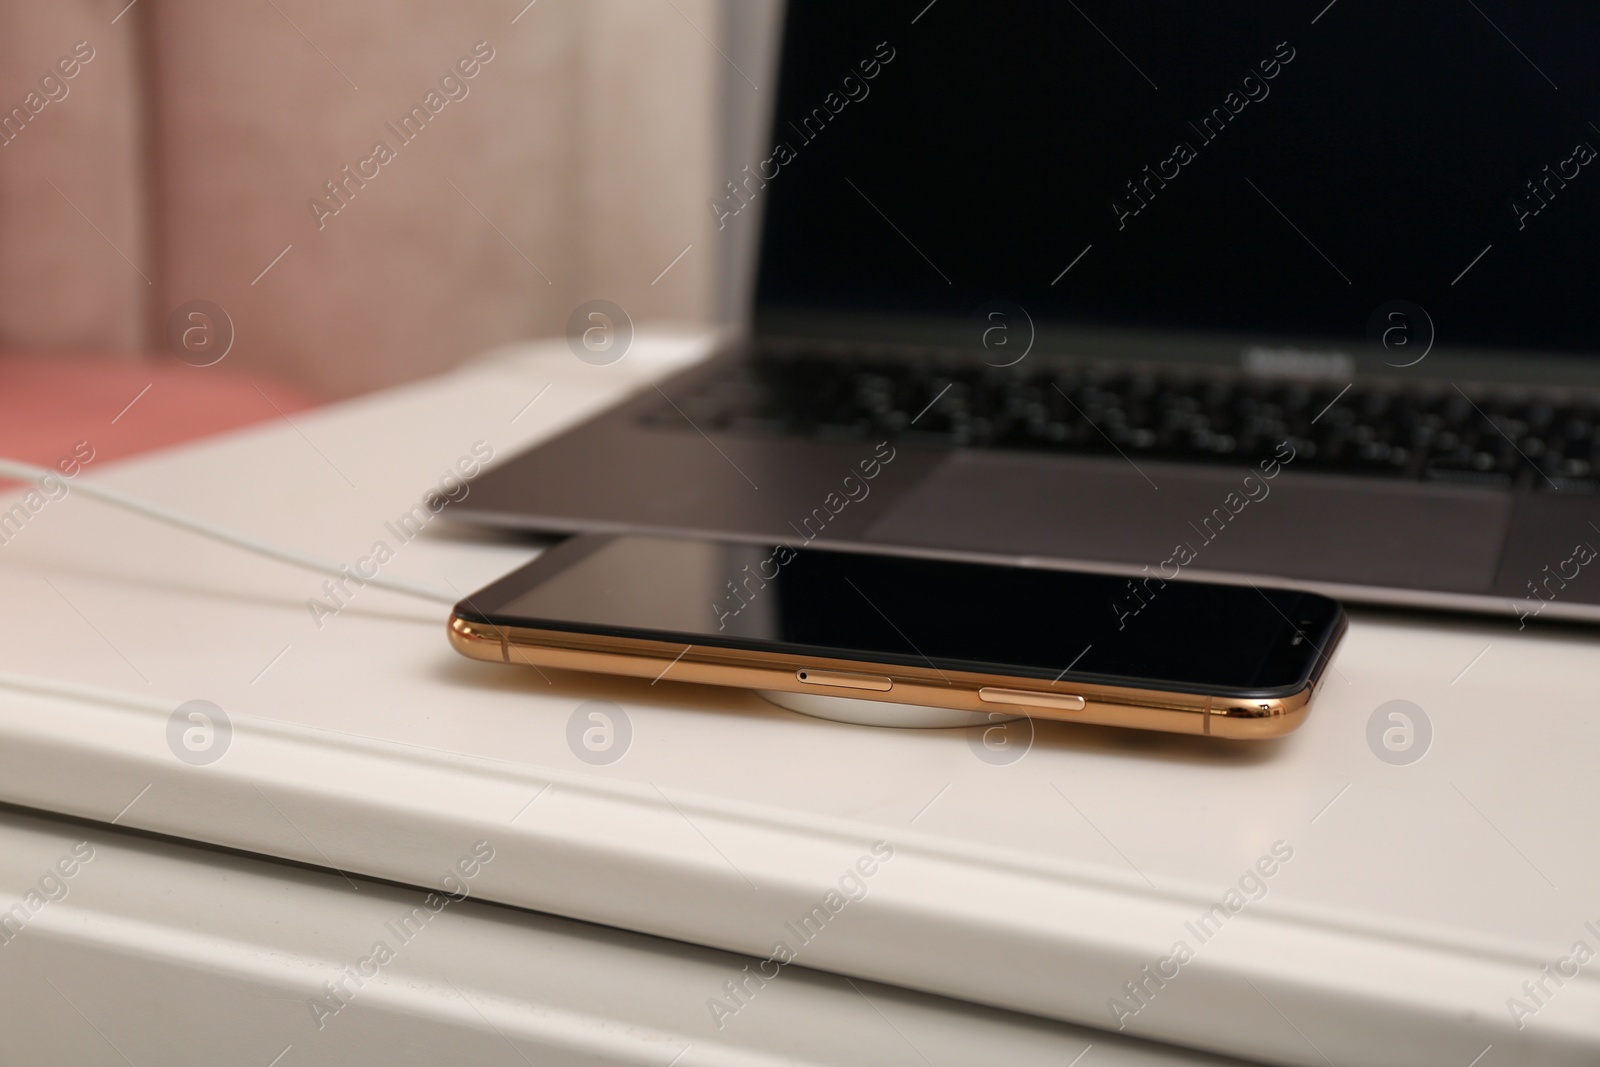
[748, 0, 1600, 356]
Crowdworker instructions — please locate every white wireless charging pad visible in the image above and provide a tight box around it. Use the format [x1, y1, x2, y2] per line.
[759, 690, 1022, 729]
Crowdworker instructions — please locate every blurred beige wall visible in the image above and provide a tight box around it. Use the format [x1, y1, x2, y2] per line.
[0, 0, 149, 352]
[0, 0, 734, 398]
[578, 0, 723, 337]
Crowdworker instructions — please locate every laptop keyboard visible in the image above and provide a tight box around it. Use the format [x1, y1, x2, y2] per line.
[643, 347, 1600, 492]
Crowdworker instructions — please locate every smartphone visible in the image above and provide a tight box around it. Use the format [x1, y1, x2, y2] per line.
[449, 534, 1347, 739]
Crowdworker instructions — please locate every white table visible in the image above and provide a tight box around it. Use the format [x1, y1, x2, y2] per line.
[1, 331, 1596, 1066]
[0, 805, 1246, 1065]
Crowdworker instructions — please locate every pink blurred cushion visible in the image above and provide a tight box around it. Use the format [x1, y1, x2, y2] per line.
[0, 352, 321, 477]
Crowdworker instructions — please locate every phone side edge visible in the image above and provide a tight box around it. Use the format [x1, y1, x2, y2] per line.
[448, 617, 1331, 740]
[449, 615, 509, 663]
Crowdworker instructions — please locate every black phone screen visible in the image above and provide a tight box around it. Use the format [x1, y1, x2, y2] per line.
[458, 535, 1344, 698]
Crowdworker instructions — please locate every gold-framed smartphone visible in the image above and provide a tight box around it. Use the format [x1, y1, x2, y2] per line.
[448, 534, 1347, 739]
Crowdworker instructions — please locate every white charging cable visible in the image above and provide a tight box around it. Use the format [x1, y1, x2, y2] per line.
[0, 457, 457, 604]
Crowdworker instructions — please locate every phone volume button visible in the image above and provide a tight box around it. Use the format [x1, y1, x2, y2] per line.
[978, 687, 1087, 712]
[795, 670, 893, 692]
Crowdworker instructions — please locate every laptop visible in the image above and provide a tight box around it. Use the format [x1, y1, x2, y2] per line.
[457, 0, 1600, 624]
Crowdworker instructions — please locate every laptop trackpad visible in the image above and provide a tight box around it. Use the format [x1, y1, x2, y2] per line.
[864, 452, 1510, 592]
